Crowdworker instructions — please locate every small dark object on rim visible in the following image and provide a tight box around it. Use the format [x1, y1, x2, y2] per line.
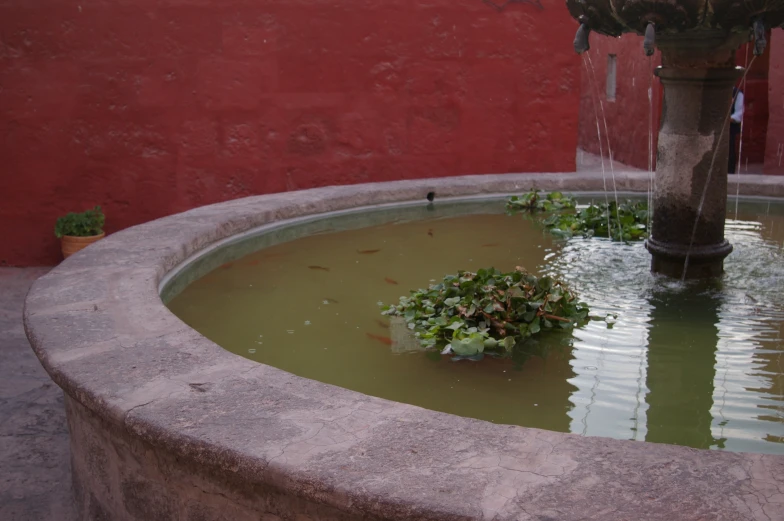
[426, 192, 435, 202]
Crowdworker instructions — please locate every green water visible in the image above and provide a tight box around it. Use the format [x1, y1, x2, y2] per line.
[167, 198, 784, 454]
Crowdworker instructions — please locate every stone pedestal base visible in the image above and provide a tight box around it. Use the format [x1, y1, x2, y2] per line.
[646, 237, 732, 279]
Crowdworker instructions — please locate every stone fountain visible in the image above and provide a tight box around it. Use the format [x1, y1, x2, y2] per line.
[566, 0, 784, 278]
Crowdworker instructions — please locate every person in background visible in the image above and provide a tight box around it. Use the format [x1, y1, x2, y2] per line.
[728, 86, 744, 174]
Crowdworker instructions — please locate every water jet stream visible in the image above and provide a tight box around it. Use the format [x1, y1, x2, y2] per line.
[734, 45, 751, 221]
[582, 53, 612, 235]
[585, 52, 623, 239]
[648, 54, 655, 238]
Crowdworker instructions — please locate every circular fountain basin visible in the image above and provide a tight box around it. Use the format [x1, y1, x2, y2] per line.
[24, 172, 784, 520]
[165, 195, 784, 454]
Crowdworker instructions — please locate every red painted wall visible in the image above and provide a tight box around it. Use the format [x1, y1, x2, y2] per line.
[578, 34, 773, 172]
[0, 1, 581, 266]
[765, 30, 784, 175]
[577, 34, 662, 171]
[735, 36, 770, 167]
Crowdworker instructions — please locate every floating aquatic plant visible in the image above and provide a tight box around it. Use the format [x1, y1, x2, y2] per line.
[506, 189, 577, 213]
[380, 267, 589, 361]
[507, 190, 649, 242]
[542, 200, 649, 241]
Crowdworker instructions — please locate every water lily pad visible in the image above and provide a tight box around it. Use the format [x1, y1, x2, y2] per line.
[451, 335, 485, 356]
[381, 267, 589, 363]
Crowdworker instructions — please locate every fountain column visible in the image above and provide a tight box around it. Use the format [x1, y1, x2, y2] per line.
[646, 34, 745, 278]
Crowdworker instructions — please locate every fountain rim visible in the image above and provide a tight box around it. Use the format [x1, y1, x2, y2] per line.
[23, 171, 784, 520]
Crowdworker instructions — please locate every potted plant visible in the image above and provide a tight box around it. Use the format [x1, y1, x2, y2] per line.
[54, 206, 106, 259]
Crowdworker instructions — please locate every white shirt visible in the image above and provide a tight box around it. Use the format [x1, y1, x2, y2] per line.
[731, 91, 745, 123]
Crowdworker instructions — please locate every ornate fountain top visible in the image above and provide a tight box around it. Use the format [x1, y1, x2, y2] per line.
[566, 0, 784, 37]
[566, 0, 784, 57]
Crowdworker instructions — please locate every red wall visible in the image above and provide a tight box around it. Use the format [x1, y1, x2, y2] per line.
[765, 30, 784, 175]
[578, 34, 772, 172]
[0, 1, 581, 266]
[577, 34, 662, 171]
[735, 36, 770, 167]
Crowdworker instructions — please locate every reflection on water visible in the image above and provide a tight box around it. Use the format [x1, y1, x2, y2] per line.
[645, 288, 721, 449]
[168, 198, 784, 454]
[546, 202, 784, 453]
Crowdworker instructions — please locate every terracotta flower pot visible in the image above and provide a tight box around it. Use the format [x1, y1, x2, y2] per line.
[61, 233, 105, 259]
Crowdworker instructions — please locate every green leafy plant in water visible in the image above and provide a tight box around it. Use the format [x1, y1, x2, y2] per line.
[381, 267, 589, 361]
[506, 189, 577, 214]
[54, 206, 105, 238]
[542, 200, 649, 241]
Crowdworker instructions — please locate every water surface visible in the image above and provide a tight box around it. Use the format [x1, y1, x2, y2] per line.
[168, 198, 784, 453]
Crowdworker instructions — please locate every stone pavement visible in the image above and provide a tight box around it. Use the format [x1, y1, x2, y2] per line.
[575, 148, 765, 176]
[0, 268, 73, 521]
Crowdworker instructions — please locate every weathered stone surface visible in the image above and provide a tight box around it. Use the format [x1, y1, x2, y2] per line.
[23, 175, 784, 520]
[648, 65, 741, 277]
[0, 267, 73, 521]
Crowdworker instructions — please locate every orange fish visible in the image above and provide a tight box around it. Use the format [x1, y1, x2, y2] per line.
[220, 262, 234, 270]
[384, 277, 398, 285]
[308, 265, 330, 271]
[247, 259, 261, 266]
[366, 333, 393, 345]
[357, 249, 381, 254]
